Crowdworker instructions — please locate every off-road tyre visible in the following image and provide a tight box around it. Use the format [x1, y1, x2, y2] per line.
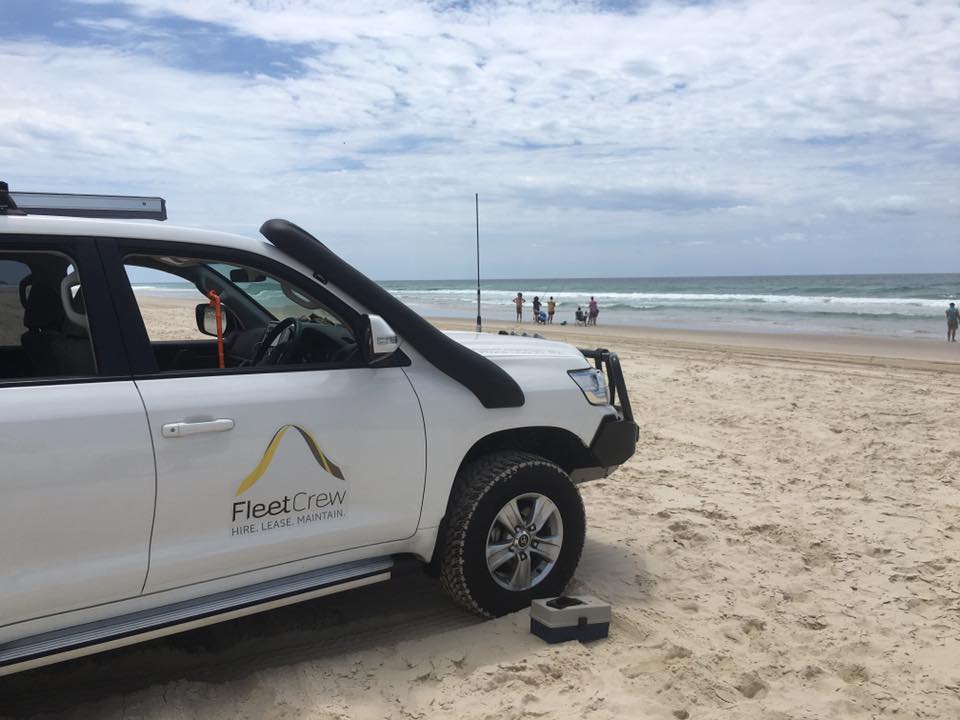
[439, 451, 586, 617]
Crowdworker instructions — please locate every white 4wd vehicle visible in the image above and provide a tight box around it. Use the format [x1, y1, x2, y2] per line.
[0, 183, 637, 676]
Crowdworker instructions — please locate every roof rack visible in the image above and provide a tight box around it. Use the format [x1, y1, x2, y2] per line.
[0, 181, 167, 221]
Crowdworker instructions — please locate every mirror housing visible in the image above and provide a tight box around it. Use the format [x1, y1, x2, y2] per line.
[230, 268, 267, 283]
[195, 303, 232, 336]
[364, 314, 399, 362]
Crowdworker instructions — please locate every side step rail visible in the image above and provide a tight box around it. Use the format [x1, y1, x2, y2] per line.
[0, 557, 392, 677]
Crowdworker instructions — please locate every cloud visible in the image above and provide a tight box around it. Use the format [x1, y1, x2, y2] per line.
[878, 195, 918, 216]
[832, 193, 920, 216]
[1, 0, 958, 277]
[509, 185, 746, 213]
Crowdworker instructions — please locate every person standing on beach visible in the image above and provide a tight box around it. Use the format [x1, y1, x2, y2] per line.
[514, 292, 525, 323]
[532, 296, 541, 323]
[547, 296, 556, 324]
[588, 296, 599, 326]
[947, 302, 959, 342]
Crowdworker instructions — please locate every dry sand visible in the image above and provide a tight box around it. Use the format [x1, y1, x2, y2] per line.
[3, 312, 959, 719]
[135, 292, 211, 342]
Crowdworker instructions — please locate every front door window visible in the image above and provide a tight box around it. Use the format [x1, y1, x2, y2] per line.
[124, 255, 361, 373]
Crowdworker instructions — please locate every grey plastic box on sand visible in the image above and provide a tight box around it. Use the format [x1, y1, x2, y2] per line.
[530, 595, 611, 644]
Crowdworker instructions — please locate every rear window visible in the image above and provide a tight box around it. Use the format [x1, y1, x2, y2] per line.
[0, 259, 30, 346]
[0, 251, 97, 381]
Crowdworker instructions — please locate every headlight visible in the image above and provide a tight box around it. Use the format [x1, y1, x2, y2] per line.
[568, 368, 609, 405]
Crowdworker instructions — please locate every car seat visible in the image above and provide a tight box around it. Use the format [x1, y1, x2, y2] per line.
[20, 274, 95, 377]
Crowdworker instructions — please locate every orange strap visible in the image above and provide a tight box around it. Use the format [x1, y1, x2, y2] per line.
[207, 290, 225, 369]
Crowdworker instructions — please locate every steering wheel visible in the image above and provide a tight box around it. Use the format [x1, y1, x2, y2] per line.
[253, 317, 304, 366]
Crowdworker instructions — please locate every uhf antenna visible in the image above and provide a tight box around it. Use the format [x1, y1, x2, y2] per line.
[475, 193, 482, 333]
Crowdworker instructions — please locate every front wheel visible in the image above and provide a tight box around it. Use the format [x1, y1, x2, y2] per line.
[439, 451, 585, 617]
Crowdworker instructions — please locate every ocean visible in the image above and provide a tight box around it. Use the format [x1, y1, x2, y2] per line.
[381, 274, 960, 340]
[134, 273, 960, 341]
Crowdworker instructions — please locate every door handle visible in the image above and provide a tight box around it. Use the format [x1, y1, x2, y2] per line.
[161, 418, 235, 438]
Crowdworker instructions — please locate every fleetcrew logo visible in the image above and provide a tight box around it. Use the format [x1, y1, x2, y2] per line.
[231, 424, 347, 537]
[236, 424, 344, 495]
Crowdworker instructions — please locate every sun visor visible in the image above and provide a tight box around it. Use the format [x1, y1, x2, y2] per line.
[260, 219, 525, 409]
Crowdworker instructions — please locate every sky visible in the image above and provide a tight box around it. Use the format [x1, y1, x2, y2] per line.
[2, 0, 958, 280]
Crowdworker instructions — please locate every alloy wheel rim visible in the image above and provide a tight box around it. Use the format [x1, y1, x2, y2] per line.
[485, 493, 564, 591]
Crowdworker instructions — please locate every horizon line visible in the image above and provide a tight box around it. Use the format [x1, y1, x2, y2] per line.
[374, 270, 960, 283]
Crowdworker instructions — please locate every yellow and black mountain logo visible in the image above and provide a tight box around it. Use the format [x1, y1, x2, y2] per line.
[236, 424, 344, 496]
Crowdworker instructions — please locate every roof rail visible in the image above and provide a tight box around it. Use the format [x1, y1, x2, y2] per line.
[0, 181, 166, 221]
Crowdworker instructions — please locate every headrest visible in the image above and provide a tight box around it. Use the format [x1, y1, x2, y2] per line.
[23, 283, 65, 331]
[62, 287, 89, 338]
[69, 286, 86, 315]
[61, 271, 89, 330]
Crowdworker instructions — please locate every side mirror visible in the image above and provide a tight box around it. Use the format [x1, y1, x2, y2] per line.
[364, 314, 399, 362]
[195, 303, 232, 336]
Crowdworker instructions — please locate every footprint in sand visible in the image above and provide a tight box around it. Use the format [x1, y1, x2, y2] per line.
[668, 521, 709, 545]
[619, 644, 692, 678]
[797, 616, 829, 631]
[836, 663, 870, 684]
[664, 644, 692, 661]
[736, 672, 769, 699]
[620, 659, 665, 678]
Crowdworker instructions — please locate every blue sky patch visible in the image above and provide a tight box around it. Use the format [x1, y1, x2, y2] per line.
[2, 0, 319, 78]
[357, 135, 454, 155]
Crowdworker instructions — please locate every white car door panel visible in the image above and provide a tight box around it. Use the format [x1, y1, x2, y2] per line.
[0, 382, 155, 632]
[137, 367, 425, 592]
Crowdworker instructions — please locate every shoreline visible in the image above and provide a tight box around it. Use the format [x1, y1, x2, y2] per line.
[387, 270, 960, 343]
[129, 294, 960, 369]
[130, 294, 960, 368]
[429, 316, 960, 370]
[408, 305, 953, 343]
[132, 289, 956, 345]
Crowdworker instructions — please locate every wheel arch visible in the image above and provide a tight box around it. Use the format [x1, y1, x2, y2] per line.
[426, 426, 592, 575]
[457, 426, 594, 478]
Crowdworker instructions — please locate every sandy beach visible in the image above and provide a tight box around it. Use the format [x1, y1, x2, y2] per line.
[3, 309, 959, 719]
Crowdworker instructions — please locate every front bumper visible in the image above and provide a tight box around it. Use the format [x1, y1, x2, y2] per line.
[589, 413, 639, 467]
[579, 348, 639, 468]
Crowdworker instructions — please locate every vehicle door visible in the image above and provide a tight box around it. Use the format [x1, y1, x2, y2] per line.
[101, 239, 427, 593]
[0, 237, 155, 635]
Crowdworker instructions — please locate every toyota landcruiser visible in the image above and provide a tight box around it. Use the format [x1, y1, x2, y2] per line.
[0, 182, 637, 675]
